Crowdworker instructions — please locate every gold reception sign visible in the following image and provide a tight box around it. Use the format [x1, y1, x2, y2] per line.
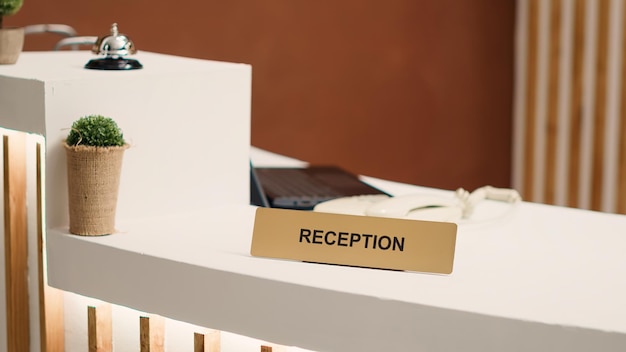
[251, 208, 457, 274]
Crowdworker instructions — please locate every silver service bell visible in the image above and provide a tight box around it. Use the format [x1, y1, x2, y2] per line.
[85, 23, 143, 70]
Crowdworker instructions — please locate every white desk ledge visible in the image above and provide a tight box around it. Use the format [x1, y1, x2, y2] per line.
[46, 148, 626, 352]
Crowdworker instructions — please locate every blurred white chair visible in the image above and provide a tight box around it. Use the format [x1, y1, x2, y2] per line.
[23, 23, 97, 51]
[23, 23, 77, 37]
[53, 36, 97, 51]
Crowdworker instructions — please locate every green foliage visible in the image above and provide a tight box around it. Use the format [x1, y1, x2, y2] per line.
[66, 115, 126, 147]
[0, 0, 23, 17]
[0, 0, 23, 29]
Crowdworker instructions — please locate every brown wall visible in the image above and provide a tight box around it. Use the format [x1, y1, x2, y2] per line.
[8, 0, 515, 191]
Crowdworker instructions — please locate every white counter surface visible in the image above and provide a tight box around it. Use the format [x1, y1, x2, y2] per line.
[46, 148, 626, 352]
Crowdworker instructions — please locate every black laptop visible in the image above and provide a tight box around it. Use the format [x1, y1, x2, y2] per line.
[250, 165, 388, 210]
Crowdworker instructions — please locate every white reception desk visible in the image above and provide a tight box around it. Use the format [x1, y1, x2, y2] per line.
[2, 52, 625, 351]
[46, 148, 626, 352]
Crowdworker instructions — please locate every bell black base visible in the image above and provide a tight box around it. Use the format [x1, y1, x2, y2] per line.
[85, 57, 143, 70]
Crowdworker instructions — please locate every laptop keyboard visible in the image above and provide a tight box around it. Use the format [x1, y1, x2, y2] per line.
[254, 166, 389, 210]
[257, 168, 344, 209]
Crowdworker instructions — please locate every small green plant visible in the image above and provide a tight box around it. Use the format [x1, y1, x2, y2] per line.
[0, 0, 23, 29]
[66, 115, 125, 147]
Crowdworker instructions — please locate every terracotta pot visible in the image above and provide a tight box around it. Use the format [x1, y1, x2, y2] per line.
[0, 27, 25, 65]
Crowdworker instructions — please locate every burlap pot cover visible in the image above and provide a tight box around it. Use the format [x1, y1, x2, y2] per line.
[64, 143, 129, 236]
[0, 28, 25, 65]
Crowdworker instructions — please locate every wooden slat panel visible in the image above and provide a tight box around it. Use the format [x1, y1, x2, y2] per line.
[140, 315, 165, 352]
[88, 304, 112, 352]
[520, 0, 626, 212]
[591, 0, 611, 210]
[524, 0, 541, 200]
[36, 142, 65, 352]
[194, 330, 221, 352]
[259, 344, 286, 352]
[545, 0, 563, 204]
[3, 133, 30, 351]
[568, 0, 586, 208]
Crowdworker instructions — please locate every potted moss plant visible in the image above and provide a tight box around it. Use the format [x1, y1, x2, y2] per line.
[64, 114, 129, 236]
[0, 0, 24, 64]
